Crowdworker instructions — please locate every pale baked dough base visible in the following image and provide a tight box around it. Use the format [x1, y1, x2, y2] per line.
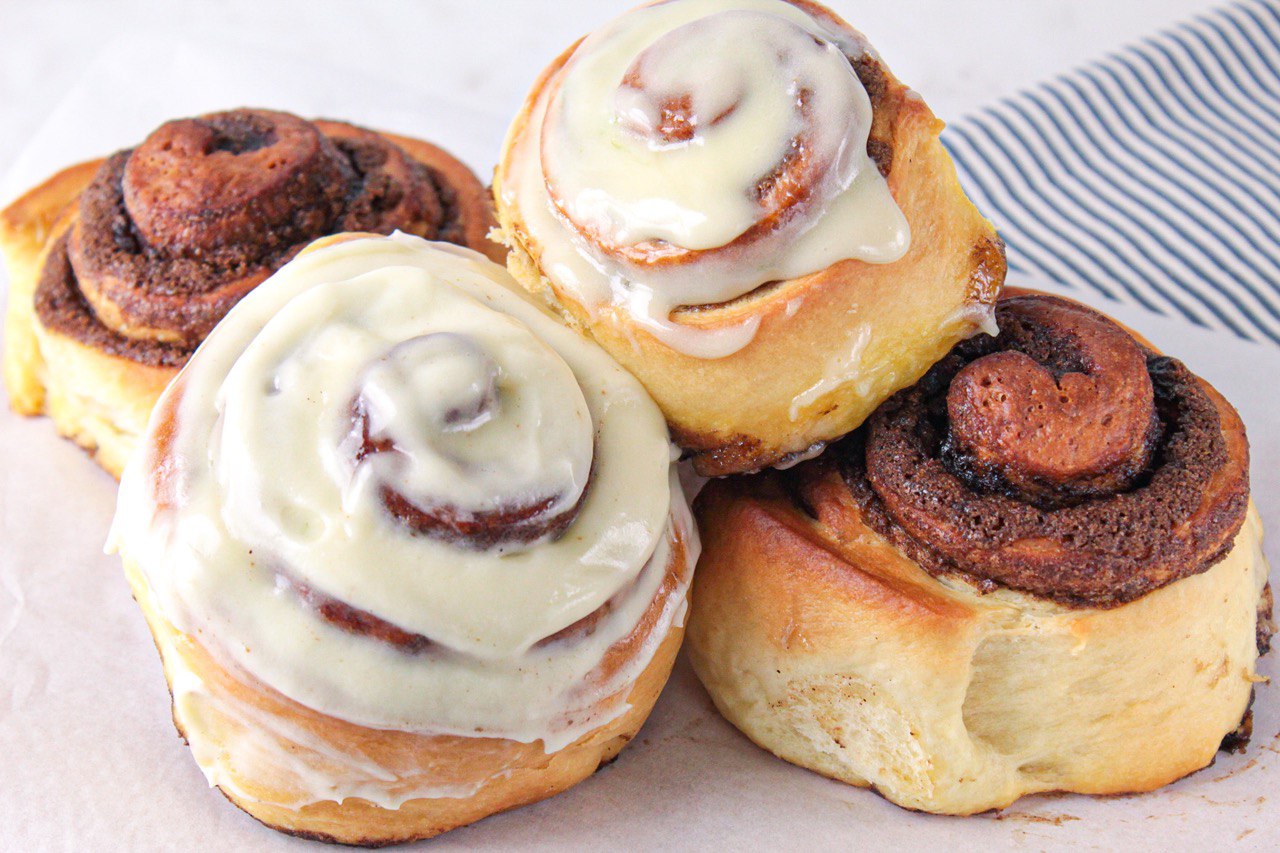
[1, 161, 182, 477]
[688, 486, 1269, 815]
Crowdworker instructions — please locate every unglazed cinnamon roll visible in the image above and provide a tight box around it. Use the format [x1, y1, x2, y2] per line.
[109, 233, 696, 845]
[495, 0, 1005, 476]
[687, 291, 1271, 814]
[0, 108, 498, 477]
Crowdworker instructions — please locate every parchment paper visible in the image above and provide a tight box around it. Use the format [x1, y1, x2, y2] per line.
[0, 35, 1275, 851]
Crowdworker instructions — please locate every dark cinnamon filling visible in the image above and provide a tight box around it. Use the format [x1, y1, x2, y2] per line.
[35, 233, 192, 367]
[348, 395, 588, 551]
[837, 294, 1249, 608]
[852, 53, 895, 177]
[376, 485, 577, 551]
[554, 49, 896, 272]
[315, 120, 445, 238]
[281, 574, 435, 655]
[277, 563, 621, 655]
[281, 568, 620, 656]
[40, 108, 469, 359]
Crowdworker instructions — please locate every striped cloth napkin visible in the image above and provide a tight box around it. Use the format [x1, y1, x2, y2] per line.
[944, 0, 1280, 346]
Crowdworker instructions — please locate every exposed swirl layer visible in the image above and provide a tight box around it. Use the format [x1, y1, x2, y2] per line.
[502, 0, 910, 357]
[5, 108, 498, 478]
[110, 233, 695, 752]
[842, 293, 1249, 607]
[40, 108, 489, 357]
[345, 331, 593, 549]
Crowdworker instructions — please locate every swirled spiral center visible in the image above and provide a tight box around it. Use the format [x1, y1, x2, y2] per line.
[942, 297, 1159, 505]
[360, 334, 500, 437]
[349, 331, 594, 548]
[614, 28, 746, 147]
[121, 110, 351, 256]
[545, 6, 865, 253]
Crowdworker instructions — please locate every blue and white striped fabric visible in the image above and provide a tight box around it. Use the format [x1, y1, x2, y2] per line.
[944, 0, 1280, 346]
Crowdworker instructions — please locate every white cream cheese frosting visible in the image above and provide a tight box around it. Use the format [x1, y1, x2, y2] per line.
[501, 0, 911, 358]
[110, 233, 697, 759]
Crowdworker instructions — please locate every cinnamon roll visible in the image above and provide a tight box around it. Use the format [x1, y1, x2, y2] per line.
[495, 0, 1005, 476]
[109, 233, 696, 844]
[0, 108, 498, 477]
[687, 291, 1270, 814]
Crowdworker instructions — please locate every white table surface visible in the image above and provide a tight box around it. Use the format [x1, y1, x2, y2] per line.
[2, 2, 1270, 851]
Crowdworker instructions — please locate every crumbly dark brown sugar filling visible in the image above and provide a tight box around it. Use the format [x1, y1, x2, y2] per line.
[39, 109, 468, 359]
[35, 233, 193, 367]
[346, 388, 591, 551]
[837, 294, 1250, 608]
[852, 53, 895, 177]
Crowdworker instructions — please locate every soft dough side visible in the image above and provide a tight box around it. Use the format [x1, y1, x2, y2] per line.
[687, 475, 1269, 815]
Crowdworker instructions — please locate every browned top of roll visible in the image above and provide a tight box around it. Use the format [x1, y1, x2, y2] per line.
[832, 293, 1249, 608]
[35, 108, 491, 365]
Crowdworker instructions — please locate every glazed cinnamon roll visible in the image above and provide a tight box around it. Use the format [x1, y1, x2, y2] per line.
[0, 108, 498, 477]
[110, 233, 696, 845]
[687, 292, 1270, 814]
[495, 0, 1004, 475]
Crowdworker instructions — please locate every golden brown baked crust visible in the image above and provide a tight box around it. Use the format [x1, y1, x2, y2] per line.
[494, 1, 1005, 476]
[0, 110, 500, 478]
[1, 159, 103, 417]
[686, 291, 1270, 814]
[127, 548, 688, 846]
